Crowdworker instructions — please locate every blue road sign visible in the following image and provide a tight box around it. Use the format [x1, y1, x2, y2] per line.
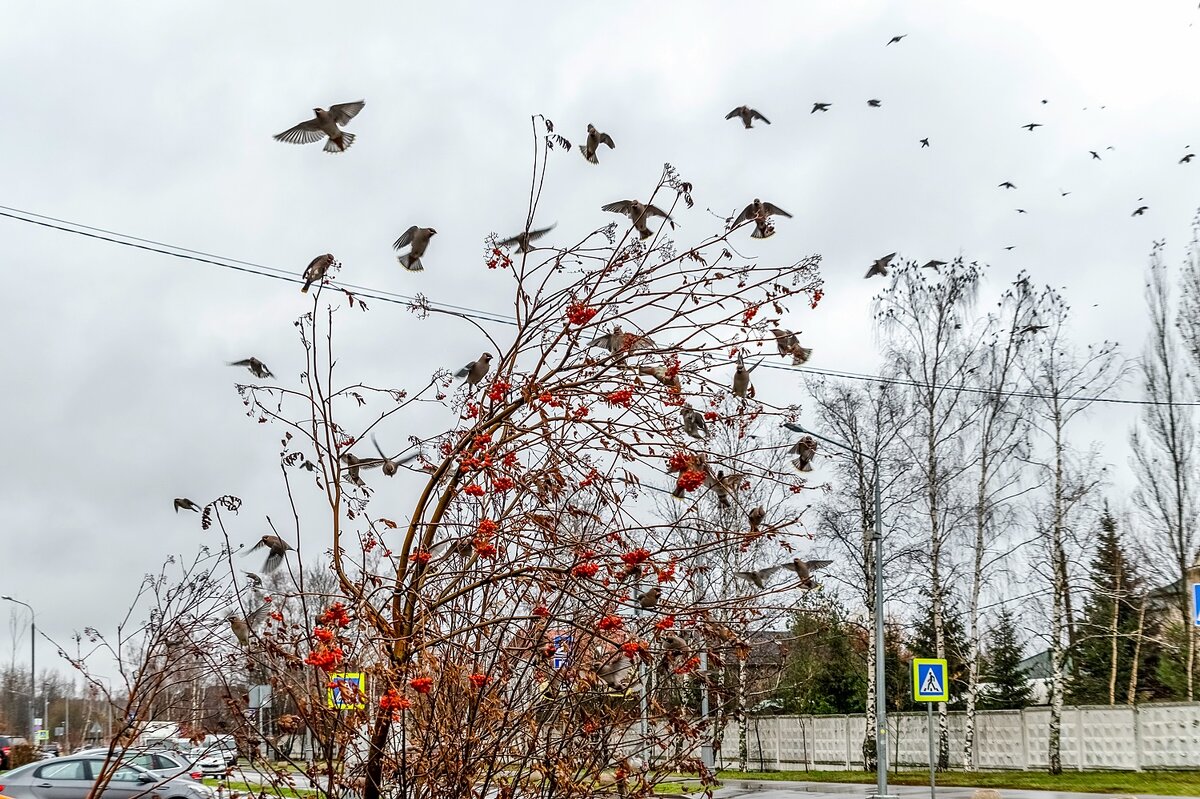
[552, 634, 573, 669]
[912, 658, 949, 702]
[1192, 583, 1199, 627]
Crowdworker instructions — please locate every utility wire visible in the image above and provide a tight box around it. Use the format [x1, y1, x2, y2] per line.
[4, 203, 1197, 408]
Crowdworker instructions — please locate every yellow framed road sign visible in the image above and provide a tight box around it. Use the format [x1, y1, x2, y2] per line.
[912, 658, 949, 703]
[327, 672, 367, 710]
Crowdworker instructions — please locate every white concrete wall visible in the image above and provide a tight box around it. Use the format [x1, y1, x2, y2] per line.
[721, 703, 1200, 772]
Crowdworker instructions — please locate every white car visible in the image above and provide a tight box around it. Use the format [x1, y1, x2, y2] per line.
[186, 748, 228, 777]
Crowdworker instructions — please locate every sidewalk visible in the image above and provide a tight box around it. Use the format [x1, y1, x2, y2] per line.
[705, 780, 1192, 799]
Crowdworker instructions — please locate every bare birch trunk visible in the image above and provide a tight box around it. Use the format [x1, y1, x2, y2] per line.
[1127, 595, 1147, 705]
[963, 470, 987, 771]
[1048, 433, 1067, 775]
[737, 657, 749, 772]
[862, 563, 879, 771]
[1108, 555, 1122, 705]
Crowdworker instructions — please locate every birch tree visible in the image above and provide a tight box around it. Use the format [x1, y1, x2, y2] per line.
[1022, 286, 1127, 774]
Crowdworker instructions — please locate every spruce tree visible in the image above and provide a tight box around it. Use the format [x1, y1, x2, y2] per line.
[910, 590, 970, 707]
[979, 607, 1032, 709]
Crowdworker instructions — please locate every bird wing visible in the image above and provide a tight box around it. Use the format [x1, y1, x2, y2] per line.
[327, 101, 365, 125]
[644, 204, 672, 221]
[273, 119, 326, 145]
[229, 359, 254, 368]
[455, 362, 474, 377]
[806, 560, 833, 572]
[762, 202, 791, 218]
[393, 225, 418, 250]
[725, 108, 741, 120]
[598, 133, 615, 148]
[751, 109, 770, 123]
[733, 203, 756, 225]
[880, 252, 897, 266]
[601, 200, 634, 216]
[496, 233, 523, 248]
[246, 539, 267, 554]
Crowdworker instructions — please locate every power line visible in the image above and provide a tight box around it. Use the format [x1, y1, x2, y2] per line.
[4, 203, 1197, 408]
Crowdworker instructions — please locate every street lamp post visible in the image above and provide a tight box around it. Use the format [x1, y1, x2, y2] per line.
[2, 596, 36, 745]
[783, 423, 893, 799]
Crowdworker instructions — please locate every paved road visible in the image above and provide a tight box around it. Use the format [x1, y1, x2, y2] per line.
[703, 780, 1191, 799]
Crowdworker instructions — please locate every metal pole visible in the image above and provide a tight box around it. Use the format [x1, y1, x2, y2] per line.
[874, 476, 890, 799]
[3, 596, 36, 743]
[927, 702, 936, 799]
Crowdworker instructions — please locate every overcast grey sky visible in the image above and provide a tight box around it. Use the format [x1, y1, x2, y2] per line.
[2, 1, 1199, 673]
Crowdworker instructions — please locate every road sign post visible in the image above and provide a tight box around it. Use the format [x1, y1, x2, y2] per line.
[912, 658, 949, 799]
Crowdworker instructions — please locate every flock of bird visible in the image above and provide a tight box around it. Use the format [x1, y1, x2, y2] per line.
[171, 30, 1200, 666]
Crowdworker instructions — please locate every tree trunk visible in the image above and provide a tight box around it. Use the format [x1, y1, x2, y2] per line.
[963, 468, 987, 771]
[862, 561, 879, 771]
[1048, 424, 1067, 776]
[737, 657, 749, 772]
[1127, 595, 1147, 705]
[1108, 555, 1122, 705]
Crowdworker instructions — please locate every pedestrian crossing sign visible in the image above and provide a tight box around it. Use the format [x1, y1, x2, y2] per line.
[912, 658, 949, 702]
[327, 672, 366, 710]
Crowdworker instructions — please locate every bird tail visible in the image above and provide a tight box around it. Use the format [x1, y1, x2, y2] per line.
[579, 144, 598, 164]
[743, 119, 753, 129]
[301, 280, 313, 294]
[751, 221, 774, 239]
[324, 132, 355, 153]
[398, 254, 424, 272]
[792, 347, 813, 365]
[637, 225, 653, 240]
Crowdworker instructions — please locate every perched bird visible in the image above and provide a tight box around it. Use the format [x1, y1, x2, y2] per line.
[790, 435, 818, 472]
[1181, 154, 1195, 164]
[864, 252, 897, 279]
[579, 124, 615, 163]
[273, 101, 365, 153]
[372, 435, 420, 476]
[601, 199, 674, 240]
[886, 34, 907, 45]
[706, 469, 746, 508]
[731, 353, 759, 398]
[770, 328, 813, 365]
[243, 571, 264, 588]
[867, 99, 882, 108]
[596, 653, 634, 690]
[748, 506, 766, 533]
[734, 199, 792, 239]
[679, 407, 708, 440]
[247, 535, 294, 574]
[229, 357, 274, 379]
[659, 633, 692, 659]
[174, 498, 201, 513]
[637, 587, 661, 609]
[782, 557, 833, 589]
[725, 105, 770, 128]
[811, 102, 831, 113]
[1090, 150, 1102, 160]
[1132, 205, 1149, 217]
[1022, 123, 1043, 131]
[498, 224, 555, 254]
[393, 226, 437, 272]
[228, 615, 251, 648]
[589, 326, 654, 357]
[456, 352, 493, 386]
[920, 138, 930, 148]
[998, 181, 1017, 189]
[919, 260, 946, 270]
[734, 564, 782, 589]
[301, 253, 336, 293]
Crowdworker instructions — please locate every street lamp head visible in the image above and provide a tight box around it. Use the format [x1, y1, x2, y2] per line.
[1, 595, 14, 601]
[782, 422, 807, 434]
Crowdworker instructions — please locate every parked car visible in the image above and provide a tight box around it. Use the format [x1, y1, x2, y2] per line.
[183, 748, 226, 777]
[196, 736, 237, 767]
[0, 756, 215, 799]
[0, 736, 29, 771]
[67, 748, 203, 781]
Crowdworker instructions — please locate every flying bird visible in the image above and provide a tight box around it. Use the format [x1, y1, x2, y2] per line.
[596, 653, 634, 690]
[1022, 123, 1043, 131]
[1132, 205, 1149, 216]
[301, 253, 336, 293]
[229, 357, 274, 379]
[734, 199, 792, 239]
[811, 102, 832, 113]
[734, 564, 782, 590]
[636, 363, 681, 388]
[498, 224, 556, 254]
[770, 328, 812, 365]
[864, 252, 896, 279]
[1090, 151, 1102, 160]
[602, 199, 674, 240]
[886, 34, 907, 45]
[243, 571, 264, 589]
[589, 326, 653, 356]
[247, 535, 294, 574]
[782, 558, 833, 589]
[393, 226, 437, 272]
[579, 124, 615, 163]
[679, 407, 708, 440]
[867, 99, 882, 108]
[456, 352, 493, 386]
[998, 182, 1016, 189]
[1016, 209, 1027, 214]
[1181, 154, 1195, 164]
[273, 101, 365, 153]
[790, 435, 818, 472]
[1017, 324, 1048, 335]
[340, 452, 382, 488]
[173, 498, 201, 513]
[1003, 246, 1016, 251]
[919, 260, 947, 270]
[726, 105, 770, 128]
[707, 469, 747, 508]
[372, 435, 420, 476]
[920, 138, 930, 148]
